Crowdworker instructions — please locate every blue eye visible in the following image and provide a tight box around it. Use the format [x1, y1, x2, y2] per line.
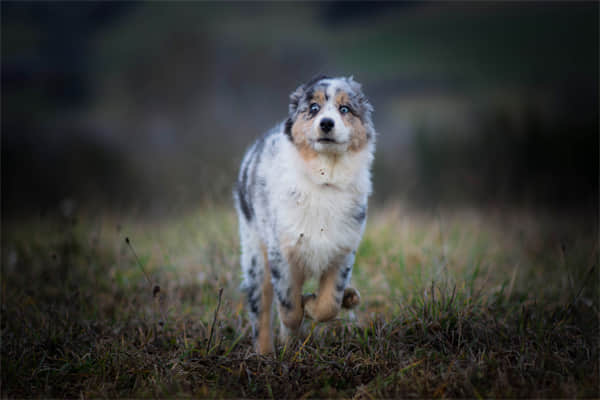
[310, 103, 320, 113]
[339, 105, 350, 114]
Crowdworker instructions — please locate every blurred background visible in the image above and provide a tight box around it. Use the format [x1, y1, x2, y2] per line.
[2, 1, 598, 219]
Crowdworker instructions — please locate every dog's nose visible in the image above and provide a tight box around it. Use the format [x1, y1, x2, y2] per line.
[320, 118, 335, 133]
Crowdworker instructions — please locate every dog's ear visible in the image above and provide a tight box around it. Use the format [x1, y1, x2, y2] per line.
[345, 76, 376, 140]
[288, 74, 329, 116]
[288, 83, 305, 116]
[285, 83, 305, 139]
[345, 77, 373, 116]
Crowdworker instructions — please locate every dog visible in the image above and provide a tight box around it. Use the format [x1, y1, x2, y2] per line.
[234, 75, 376, 354]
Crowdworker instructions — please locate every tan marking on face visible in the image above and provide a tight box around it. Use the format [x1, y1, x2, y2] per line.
[290, 90, 329, 161]
[347, 114, 369, 152]
[335, 91, 350, 107]
[303, 264, 342, 322]
[257, 242, 274, 354]
[291, 112, 319, 161]
[336, 91, 369, 152]
[311, 90, 327, 105]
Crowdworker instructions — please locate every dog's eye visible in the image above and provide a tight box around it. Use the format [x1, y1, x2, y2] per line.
[309, 103, 320, 113]
[339, 105, 350, 114]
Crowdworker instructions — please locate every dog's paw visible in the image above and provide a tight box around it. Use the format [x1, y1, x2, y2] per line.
[342, 287, 361, 309]
[302, 293, 316, 307]
[301, 293, 317, 319]
[256, 339, 274, 355]
[278, 324, 301, 347]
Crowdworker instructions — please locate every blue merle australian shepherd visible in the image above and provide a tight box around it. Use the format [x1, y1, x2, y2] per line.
[234, 75, 376, 354]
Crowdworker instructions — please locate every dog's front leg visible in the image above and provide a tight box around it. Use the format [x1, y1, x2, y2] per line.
[269, 247, 305, 343]
[303, 253, 360, 322]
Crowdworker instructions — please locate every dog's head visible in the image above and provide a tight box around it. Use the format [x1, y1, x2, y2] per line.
[284, 75, 375, 156]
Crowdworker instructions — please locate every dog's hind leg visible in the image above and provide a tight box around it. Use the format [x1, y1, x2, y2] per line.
[256, 243, 274, 353]
[240, 226, 273, 354]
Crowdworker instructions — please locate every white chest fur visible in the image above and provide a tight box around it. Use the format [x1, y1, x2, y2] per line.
[281, 184, 363, 274]
[268, 139, 373, 275]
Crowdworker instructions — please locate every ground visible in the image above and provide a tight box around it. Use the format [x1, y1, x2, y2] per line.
[2, 203, 598, 398]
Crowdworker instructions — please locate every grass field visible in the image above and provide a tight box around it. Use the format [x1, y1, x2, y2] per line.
[2, 203, 598, 398]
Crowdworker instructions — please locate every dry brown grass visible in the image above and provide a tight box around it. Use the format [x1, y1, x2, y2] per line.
[2, 203, 598, 398]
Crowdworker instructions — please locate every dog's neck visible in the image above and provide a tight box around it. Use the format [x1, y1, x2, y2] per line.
[293, 144, 373, 192]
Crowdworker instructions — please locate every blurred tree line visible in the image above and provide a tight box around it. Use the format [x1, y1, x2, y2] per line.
[2, 2, 597, 217]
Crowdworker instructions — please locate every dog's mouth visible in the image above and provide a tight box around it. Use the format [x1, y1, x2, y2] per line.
[317, 137, 337, 143]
